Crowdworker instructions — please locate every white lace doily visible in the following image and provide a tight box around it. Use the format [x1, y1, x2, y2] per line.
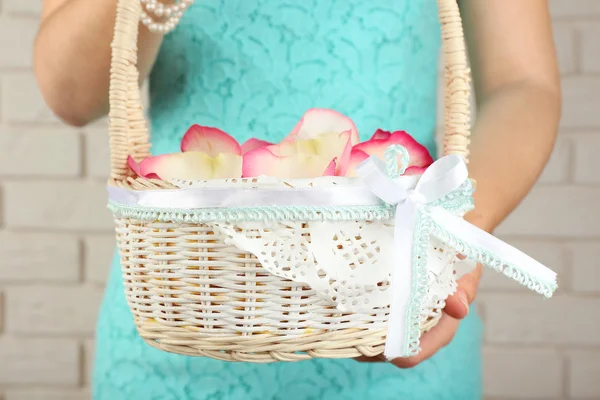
[170, 177, 475, 322]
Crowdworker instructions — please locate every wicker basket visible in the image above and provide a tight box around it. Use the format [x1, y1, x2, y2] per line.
[108, 0, 472, 363]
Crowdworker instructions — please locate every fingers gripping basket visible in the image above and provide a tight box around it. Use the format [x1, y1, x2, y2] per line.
[108, 0, 557, 362]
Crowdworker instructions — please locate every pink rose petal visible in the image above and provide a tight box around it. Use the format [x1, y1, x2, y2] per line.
[180, 125, 242, 156]
[404, 166, 427, 176]
[335, 131, 353, 176]
[127, 155, 142, 175]
[345, 149, 370, 177]
[241, 138, 273, 154]
[243, 147, 337, 179]
[323, 159, 337, 176]
[249, 131, 352, 177]
[210, 154, 243, 179]
[370, 129, 391, 141]
[140, 152, 242, 180]
[285, 108, 359, 145]
[353, 130, 433, 169]
[128, 155, 160, 179]
[294, 130, 352, 176]
[242, 147, 276, 177]
[266, 140, 296, 157]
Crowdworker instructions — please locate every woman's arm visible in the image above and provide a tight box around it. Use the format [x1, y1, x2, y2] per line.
[35, 0, 165, 127]
[392, 0, 561, 368]
[459, 0, 561, 233]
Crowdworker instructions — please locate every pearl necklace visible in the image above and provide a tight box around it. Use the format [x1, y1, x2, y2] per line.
[139, 0, 194, 34]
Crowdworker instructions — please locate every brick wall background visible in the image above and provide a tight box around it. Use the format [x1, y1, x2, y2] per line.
[0, 1, 599, 399]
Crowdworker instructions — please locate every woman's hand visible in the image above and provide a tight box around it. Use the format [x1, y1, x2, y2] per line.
[390, 263, 482, 368]
[356, 262, 482, 367]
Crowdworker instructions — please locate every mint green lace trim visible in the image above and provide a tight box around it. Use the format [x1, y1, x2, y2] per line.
[403, 178, 473, 356]
[431, 221, 557, 298]
[385, 145, 410, 177]
[404, 207, 432, 357]
[430, 180, 475, 215]
[108, 200, 394, 222]
[108, 181, 474, 224]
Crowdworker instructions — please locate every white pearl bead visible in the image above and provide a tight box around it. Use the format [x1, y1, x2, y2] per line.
[138, 0, 193, 32]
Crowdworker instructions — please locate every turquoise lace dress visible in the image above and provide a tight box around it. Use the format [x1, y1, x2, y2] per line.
[94, 1, 483, 399]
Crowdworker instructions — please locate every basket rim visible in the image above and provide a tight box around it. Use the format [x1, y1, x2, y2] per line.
[107, 174, 422, 191]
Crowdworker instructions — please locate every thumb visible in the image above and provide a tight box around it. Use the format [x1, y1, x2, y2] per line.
[444, 263, 482, 320]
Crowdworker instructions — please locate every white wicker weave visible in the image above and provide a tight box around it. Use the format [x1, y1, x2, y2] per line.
[108, 0, 472, 362]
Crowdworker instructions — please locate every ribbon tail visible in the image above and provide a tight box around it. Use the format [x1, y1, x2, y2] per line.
[384, 199, 421, 360]
[430, 207, 558, 297]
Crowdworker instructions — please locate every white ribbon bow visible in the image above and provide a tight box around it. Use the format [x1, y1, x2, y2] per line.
[356, 152, 557, 360]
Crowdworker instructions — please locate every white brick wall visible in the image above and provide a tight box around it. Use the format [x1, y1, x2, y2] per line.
[2, 74, 61, 124]
[0, 338, 79, 385]
[568, 351, 600, 398]
[0, 129, 81, 177]
[3, 181, 112, 230]
[0, 2, 599, 399]
[5, 390, 90, 400]
[5, 285, 104, 335]
[482, 294, 600, 345]
[483, 347, 563, 398]
[0, 232, 80, 282]
[3, 0, 41, 15]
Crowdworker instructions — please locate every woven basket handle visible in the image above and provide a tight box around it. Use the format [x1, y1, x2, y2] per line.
[108, 0, 471, 181]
